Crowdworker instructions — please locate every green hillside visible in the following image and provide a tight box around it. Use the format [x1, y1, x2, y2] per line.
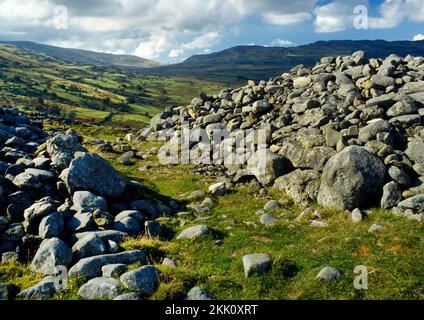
[0, 44, 224, 128]
[0, 41, 162, 68]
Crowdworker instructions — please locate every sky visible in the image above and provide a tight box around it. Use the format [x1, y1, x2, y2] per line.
[0, 0, 423, 63]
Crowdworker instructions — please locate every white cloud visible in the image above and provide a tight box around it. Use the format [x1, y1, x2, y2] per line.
[270, 39, 296, 47]
[413, 34, 424, 41]
[314, 0, 424, 33]
[169, 49, 184, 58]
[368, 0, 406, 29]
[134, 34, 173, 59]
[181, 32, 221, 50]
[264, 12, 311, 26]
[313, 1, 364, 33]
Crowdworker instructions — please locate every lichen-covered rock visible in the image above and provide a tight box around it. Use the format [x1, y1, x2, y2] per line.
[317, 146, 386, 210]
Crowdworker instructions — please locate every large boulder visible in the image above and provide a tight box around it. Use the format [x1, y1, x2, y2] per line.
[31, 238, 73, 275]
[120, 266, 159, 297]
[274, 169, 321, 206]
[78, 277, 122, 300]
[317, 146, 386, 210]
[247, 149, 293, 185]
[18, 276, 62, 300]
[46, 130, 86, 169]
[68, 250, 147, 278]
[62, 152, 126, 198]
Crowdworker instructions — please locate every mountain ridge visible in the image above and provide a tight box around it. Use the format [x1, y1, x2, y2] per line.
[0, 40, 162, 68]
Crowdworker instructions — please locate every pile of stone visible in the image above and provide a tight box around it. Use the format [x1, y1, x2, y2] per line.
[0, 107, 179, 299]
[139, 52, 424, 216]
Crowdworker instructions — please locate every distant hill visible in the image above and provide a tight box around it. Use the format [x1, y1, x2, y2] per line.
[0, 40, 162, 68]
[141, 40, 424, 82]
[0, 44, 222, 128]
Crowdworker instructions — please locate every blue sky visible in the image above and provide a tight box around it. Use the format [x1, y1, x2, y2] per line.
[0, 0, 423, 63]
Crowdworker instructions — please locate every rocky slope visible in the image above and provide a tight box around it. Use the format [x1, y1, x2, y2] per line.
[140, 51, 424, 217]
[0, 107, 185, 300]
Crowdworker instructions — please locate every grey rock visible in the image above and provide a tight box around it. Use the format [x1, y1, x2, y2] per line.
[67, 212, 94, 233]
[115, 210, 145, 223]
[39, 212, 64, 239]
[317, 146, 386, 210]
[208, 182, 227, 196]
[316, 267, 343, 281]
[102, 264, 128, 278]
[31, 238, 72, 275]
[12, 172, 42, 189]
[388, 166, 411, 187]
[186, 287, 214, 300]
[358, 119, 391, 143]
[18, 276, 61, 300]
[368, 224, 385, 233]
[71, 191, 107, 213]
[309, 220, 329, 228]
[120, 265, 159, 296]
[242, 253, 272, 277]
[177, 225, 211, 239]
[72, 233, 107, 261]
[114, 216, 141, 236]
[381, 182, 402, 209]
[69, 250, 147, 278]
[413, 163, 424, 176]
[274, 169, 321, 206]
[247, 149, 293, 185]
[405, 142, 424, 164]
[260, 214, 278, 226]
[63, 152, 126, 198]
[78, 277, 122, 300]
[72, 230, 127, 244]
[162, 257, 177, 267]
[187, 190, 206, 201]
[263, 200, 280, 212]
[2, 223, 24, 242]
[114, 293, 142, 300]
[398, 195, 424, 211]
[252, 100, 272, 114]
[46, 131, 86, 169]
[351, 208, 363, 223]
[23, 196, 59, 233]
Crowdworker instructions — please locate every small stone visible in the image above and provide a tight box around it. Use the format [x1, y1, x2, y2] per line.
[260, 214, 278, 226]
[177, 225, 211, 239]
[208, 182, 227, 196]
[263, 200, 280, 212]
[242, 253, 272, 277]
[316, 267, 343, 281]
[162, 258, 177, 267]
[120, 265, 159, 297]
[351, 208, 363, 223]
[309, 220, 329, 228]
[368, 224, 385, 233]
[186, 287, 214, 300]
[145, 220, 163, 239]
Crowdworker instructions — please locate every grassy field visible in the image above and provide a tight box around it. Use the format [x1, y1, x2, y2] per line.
[0, 44, 226, 128]
[2, 125, 424, 300]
